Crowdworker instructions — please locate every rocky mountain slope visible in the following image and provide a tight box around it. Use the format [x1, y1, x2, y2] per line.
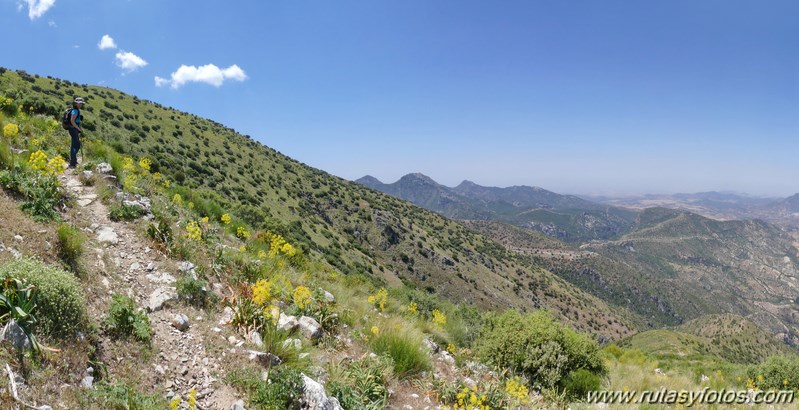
[466, 209, 799, 347]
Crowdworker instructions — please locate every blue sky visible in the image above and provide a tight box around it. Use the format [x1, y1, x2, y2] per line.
[4, 1, 799, 196]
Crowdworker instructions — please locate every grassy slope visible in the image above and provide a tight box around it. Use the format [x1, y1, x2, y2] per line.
[0, 67, 637, 340]
[618, 314, 794, 364]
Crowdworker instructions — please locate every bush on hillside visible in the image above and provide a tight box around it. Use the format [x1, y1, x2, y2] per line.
[747, 355, 799, 391]
[369, 329, 430, 378]
[0, 258, 87, 339]
[176, 274, 216, 309]
[104, 294, 151, 343]
[57, 223, 85, 275]
[475, 310, 605, 389]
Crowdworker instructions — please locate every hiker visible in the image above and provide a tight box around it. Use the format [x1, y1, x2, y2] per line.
[67, 97, 85, 168]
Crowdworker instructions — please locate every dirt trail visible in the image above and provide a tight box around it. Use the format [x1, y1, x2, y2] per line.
[59, 170, 239, 408]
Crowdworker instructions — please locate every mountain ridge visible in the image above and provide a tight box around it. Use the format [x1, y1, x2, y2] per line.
[356, 172, 639, 242]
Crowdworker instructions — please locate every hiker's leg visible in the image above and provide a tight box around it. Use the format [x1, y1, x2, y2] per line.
[69, 128, 80, 167]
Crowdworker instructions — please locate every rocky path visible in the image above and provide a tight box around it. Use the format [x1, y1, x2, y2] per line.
[60, 170, 240, 408]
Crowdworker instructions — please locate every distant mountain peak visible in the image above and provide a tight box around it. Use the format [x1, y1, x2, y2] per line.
[398, 173, 439, 185]
[355, 175, 383, 186]
[455, 180, 480, 189]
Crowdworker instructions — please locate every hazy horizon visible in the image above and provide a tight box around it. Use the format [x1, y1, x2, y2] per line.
[7, 1, 799, 198]
[353, 171, 788, 199]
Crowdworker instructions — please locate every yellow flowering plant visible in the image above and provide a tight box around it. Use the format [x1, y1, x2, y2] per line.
[28, 150, 48, 173]
[252, 279, 273, 306]
[138, 157, 151, 172]
[432, 309, 447, 330]
[293, 285, 312, 310]
[504, 377, 531, 406]
[3, 123, 19, 138]
[185, 220, 203, 242]
[406, 302, 418, 316]
[122, 157, 135, 172]
[45, 156, 67, 175]
[368, 288, 388, 312]
[220, 213, 231, 224]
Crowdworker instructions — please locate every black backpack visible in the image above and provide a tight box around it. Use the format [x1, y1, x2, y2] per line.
[61, 107, 78, 130]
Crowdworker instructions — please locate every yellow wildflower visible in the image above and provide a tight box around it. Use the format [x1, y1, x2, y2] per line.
[187, 388, 196, 410]
[122, 157, 135, 172]
[237, 226, 250, 239]
[257, 250, 267, 259]
[188, 202, 194, 210]
[221, 213, 231, 224]
[432, 309, 447, 330]
[406, 302, 418, 316]
[138, 157, 151, 172]
[201, 216, 209, 224]
[371, 326, 379, 336]
[172, 193, 183, 206]
[185, 220, 202, 242]
[3, 123, 19, 138]
[505, 377, 531, 404]
[368, 288, 388, 311]
[46, 155, 67, 175]
[293, 285, 312, 310]
[252, 279, 272, 306]
[28, 150, 48, 172]
[152, 171, 162, 181]
[169, 396, 181, 410]
[239, 245, 246, 252]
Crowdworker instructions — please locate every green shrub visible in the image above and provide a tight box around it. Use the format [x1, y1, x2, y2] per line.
[747, 355, 799, 391]
[227, 367, 303, 408]
[329, 355, 392, 409]
[104, 294, 151, 343]
[0, 258, 87, 339]
[109, 202, 146, 221]
[475, 310, 605, 388]
[0, 169, 64, 222]
[369, 331, 430, 378]
[176, 274, 216, 309]
[20, 174, 63, 222]
[559, 368, 602, 399]
[0, 138, 11, 169]
[79, 381, 165, 409]
[57, 223, 85, 274]
[146, 220, 173, 251]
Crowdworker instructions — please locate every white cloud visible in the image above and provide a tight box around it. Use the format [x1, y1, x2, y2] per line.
[47, 19, 56, 28]
[154, 64, 247, 89]
[19, 0, 56, 20]
[98, 35, 117, 50]
[115, 51, 148, 72]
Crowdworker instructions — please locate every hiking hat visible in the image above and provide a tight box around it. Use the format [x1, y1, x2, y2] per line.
[74, 97, 85, 104]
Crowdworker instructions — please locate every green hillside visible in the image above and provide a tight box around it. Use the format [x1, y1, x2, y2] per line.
[0, 67, 638, 340]
[619, 314, 793, 364]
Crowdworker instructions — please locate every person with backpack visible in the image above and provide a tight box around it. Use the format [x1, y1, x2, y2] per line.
[65, 97, 85, 168]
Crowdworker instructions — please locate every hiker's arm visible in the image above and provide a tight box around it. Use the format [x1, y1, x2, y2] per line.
[70, 113, 81, 132]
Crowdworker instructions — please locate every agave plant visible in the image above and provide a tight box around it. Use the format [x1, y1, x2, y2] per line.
[0, 277, 41, 353]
